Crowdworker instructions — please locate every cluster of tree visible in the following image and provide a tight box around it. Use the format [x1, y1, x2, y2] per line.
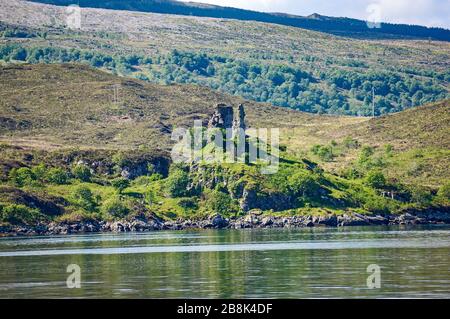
[0, 44, 150, 71]
[157, 50, 448, 115]
[327, 69, 448, 114]
[1, 44, 448, 116]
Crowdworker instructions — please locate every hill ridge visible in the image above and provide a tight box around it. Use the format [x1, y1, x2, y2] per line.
[27, 0, 450, 41]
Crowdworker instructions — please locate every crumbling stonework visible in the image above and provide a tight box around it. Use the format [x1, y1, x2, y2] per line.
[208, 104, 234, 130]
[208, 103, 246, 133]
[233, 104, 246, 132]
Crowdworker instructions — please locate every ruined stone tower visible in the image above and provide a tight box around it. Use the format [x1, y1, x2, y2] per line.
[208, 103, 246, 134]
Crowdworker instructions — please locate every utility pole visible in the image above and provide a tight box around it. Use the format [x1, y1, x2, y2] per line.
[372, 87, 375, 118]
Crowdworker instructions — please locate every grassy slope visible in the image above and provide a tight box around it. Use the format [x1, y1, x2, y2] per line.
[0, 0, 449, 116]
[0, 63, 364, 151]
[0, 63, 448, 189]
[28, 0, 450, 41]
[2, 0, 448, 72]
[0, 63, 448, 226]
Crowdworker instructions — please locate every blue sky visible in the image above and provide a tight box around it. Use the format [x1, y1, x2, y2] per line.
[180, 0, 450, 29]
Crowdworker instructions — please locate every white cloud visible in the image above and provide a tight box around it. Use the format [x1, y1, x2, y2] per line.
[180, 0, 450, 29]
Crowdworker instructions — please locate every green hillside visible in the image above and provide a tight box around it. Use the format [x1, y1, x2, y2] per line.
[0, 0, 449, 116]
[0, 64, 448, 230]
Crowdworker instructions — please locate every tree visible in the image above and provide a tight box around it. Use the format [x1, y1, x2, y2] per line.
[11, 47, 27, 61]
[288, 172, 320, 199]
[410, 186, 433, 206]
[365, 171, 387, 189]
[165, 169, 190, 198]
[205, 190, 237, 215]
[72, 164, 92, 182]
[0, 204, 41, 225]
[111, 177, 130, 194]
[71, 186, 97, 212]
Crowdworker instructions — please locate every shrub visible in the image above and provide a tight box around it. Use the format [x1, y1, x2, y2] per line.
[132, 176, 153, 187]
[436, 182, 450, 205]
[8, 167, 36, 187]
[72, 164, 92, 182]
[363, 197, 390, 214]
[0, 204, 42, 225]
[166, 169, 190, 197]
[111, 177, 130, 194]
[359, 146, 375, 162]
[205, 191, 238, 215]
[132, 174, 163, 187]
[385, 144, 394, 156]
[46, 167, 69, 185]
[144, 189, 157, 206]
[437, 182, 450, 201]
[149, 173, 163, 182]
[178, 197, 198, 210]
[311, 145, 334, 161]
[409, 186, 433, 206]
[55, 210, 96, 224]
[288, 172, 320, 199]
[101, 197, 130, 219]
[71, 186, 97, 212]
[365, 171, 387, 189]
[31, 164, 47, 181]
[343, 137, 360, 149]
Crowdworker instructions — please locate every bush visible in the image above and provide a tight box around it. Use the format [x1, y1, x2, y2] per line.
[72, 164, 92, 182]
[101, 197, 130, 219]
[178, 197, 198, 210]
[71, 186, 97, 212]
[205, 191, 238, 215]
[111, 177, 130, 194]
[409, 186, 433, 206]
[385, 144, 394, 156]
[358, 146, 375, 162]
[8, 167, 36, 187]
[343, 137, 360, 149]
[288, 172, 320, 199]
[365, 171, 387, 189]
[132, 174, 163, 187]
[46, 167, 69, 185]
[0, 204, 42, 225]
[31, 164, 47, 181]
[363, 197, 390, 214]
[311, 145, 334, 161]
[436, 182, 450, 205]
[166, 169, 190, 197]
[437, 182, 450, 201]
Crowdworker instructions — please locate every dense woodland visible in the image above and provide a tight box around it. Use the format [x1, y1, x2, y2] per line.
[1, 42, 448, 116]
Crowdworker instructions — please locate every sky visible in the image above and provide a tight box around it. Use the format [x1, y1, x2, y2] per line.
[180, 0, 450, 29]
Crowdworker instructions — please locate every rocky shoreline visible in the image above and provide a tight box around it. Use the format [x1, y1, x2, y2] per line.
[1, 210, 450, 237]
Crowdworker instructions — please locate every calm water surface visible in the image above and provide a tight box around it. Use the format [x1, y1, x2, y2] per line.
[0, 225, 449, 298]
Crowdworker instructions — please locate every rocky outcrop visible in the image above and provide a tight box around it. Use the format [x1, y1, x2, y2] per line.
[2, 210, 450, 236]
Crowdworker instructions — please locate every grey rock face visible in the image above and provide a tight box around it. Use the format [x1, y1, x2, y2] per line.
[210, 214, 229, 229]
[208, 104, 234, 130]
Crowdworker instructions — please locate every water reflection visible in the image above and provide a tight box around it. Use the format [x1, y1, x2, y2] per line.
[0, 225, 449, 298]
